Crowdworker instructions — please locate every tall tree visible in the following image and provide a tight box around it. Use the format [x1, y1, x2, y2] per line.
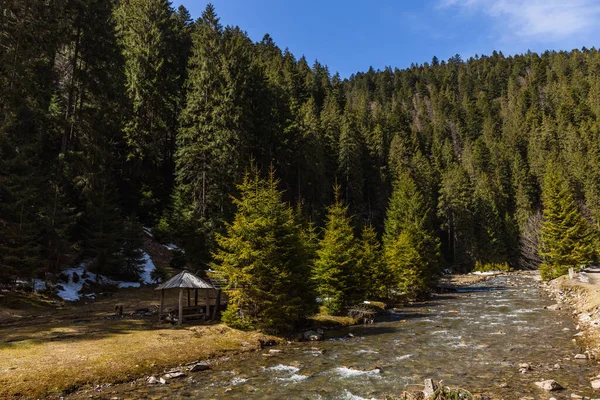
[114, 0, 181, 220]
[384, 171, 440, 299]
[539, 162, 597, 280]
[313, 186, 361, 315]
[211, 167, 316, 333]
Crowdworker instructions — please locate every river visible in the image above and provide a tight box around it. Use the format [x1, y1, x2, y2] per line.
[103, 274, 597, 399]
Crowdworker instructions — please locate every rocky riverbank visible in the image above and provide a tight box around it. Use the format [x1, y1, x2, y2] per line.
[544, 272, 600, 359]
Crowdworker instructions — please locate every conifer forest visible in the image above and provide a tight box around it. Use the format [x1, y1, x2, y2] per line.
[2, 1, 600, 331]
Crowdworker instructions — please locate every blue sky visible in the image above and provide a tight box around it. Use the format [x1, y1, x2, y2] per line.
[171, 0, 600, 78]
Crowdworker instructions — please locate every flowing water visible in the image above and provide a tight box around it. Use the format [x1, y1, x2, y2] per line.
[110, 274, 599, 399]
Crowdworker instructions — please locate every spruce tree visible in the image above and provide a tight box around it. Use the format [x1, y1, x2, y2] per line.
[539, 163, 597, 280]
[121, 215, 145, 280]
[313, 186, 361, 315]
[114, 0, 181, 220]
[357, 224, 388, 299]
[211, 167, 316, 333]
[384, 171, 440, 299]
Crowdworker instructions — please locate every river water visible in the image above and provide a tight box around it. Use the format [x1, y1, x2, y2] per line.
[108, 274, 598, 399]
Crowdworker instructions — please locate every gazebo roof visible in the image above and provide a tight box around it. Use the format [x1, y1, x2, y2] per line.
[155, 270, 215, 290]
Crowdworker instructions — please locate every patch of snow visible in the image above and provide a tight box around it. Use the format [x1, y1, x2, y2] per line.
[165, 243, 182, 252]
[56, 254, 157, 301]
[33, 279, 46, 292]
[142, 226, 153, 238]
[57, 265, 89, 301]
[139, 251, 156, 284]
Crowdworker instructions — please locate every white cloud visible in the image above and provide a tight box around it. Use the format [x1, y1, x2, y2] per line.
[440, 0, 600, 41]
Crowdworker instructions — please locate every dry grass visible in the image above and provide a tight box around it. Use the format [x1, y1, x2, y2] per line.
[0, 320, 270, 399]
[0, 287, 272, 399]
[310, 306, 357, 327]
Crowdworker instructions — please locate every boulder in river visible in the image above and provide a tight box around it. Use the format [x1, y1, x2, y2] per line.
[147, 376, 159, 384]
[591, 378, 600, 390]
[189, 363, 210, 372]
[535, 380, 563, 391]
[574, 353, 588, 360]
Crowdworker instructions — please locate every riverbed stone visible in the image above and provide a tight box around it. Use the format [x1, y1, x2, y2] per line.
[163, 372, 186, 379]
[535, 380, 563, 391]
[547, 304, 561, 311]
[591, 378, 600, 390]
[574, 353, 588, 359]
[269, 349, 283, 354]
[147, 376, 159, 384]
[303, 330, 323, 341]
[189, 363, 210, 372]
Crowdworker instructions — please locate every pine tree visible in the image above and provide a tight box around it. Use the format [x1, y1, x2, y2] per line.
[173, 5, 256, 264]
[539, 163, 597, 280]
[114, 0, 181, 220]
[313, 186, 361, 315]
[121, 215, 145, 280]
[384, 171, 440, 299]
[357, 224, 388, 299]
[211, 167, 316, 333]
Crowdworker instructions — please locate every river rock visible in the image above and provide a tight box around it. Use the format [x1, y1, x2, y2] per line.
[163, 372, 186, 379]
[574, 354, 588, 359]
[147, 376, 159, 384]
[423, 379, 438, 396]
[547, 304, 561, 311]
[189, 363, 210, 372]
[269, 349, 283, 354]
[535, 380, 563, 391]
[519, 363, 531, 373]
[303, 330, 323, 341]
[554, 364, 561, 369]
[159, 377, 167, 384]
[591, 379, 600, 390]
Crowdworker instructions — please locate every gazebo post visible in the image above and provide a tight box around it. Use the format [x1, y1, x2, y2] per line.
[205, 288, 210, 319]
[159, 289, 164, 323]
[212, 289, 221, 320]
[194, 289, 198, 306]
[178, 288, 183, 326]
[187, 289, 191, 307]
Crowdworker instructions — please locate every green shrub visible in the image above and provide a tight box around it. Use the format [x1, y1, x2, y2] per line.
[539, 263, 573, 281]
[473, 261, 513, 273]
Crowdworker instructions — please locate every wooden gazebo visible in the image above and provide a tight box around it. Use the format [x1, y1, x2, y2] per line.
[156, 270, 221, 325]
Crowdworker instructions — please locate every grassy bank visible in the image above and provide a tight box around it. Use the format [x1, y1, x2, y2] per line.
[0, 289, 273, 399]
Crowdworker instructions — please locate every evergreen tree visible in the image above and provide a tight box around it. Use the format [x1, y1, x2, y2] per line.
[313, 186, 361, 315]
[211, 167, 316, 333]
[121, 215, 145, 280]
[384, 171, 440, 299]
[114, 0, 181, 220]
[357, 224, 388, 299]
[539, 163, 597, 280]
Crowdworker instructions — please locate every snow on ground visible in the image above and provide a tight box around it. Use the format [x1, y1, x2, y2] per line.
[164, 243, 184, 253]
[54, 250, 157, 301]
[139, 251, 156, 284]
